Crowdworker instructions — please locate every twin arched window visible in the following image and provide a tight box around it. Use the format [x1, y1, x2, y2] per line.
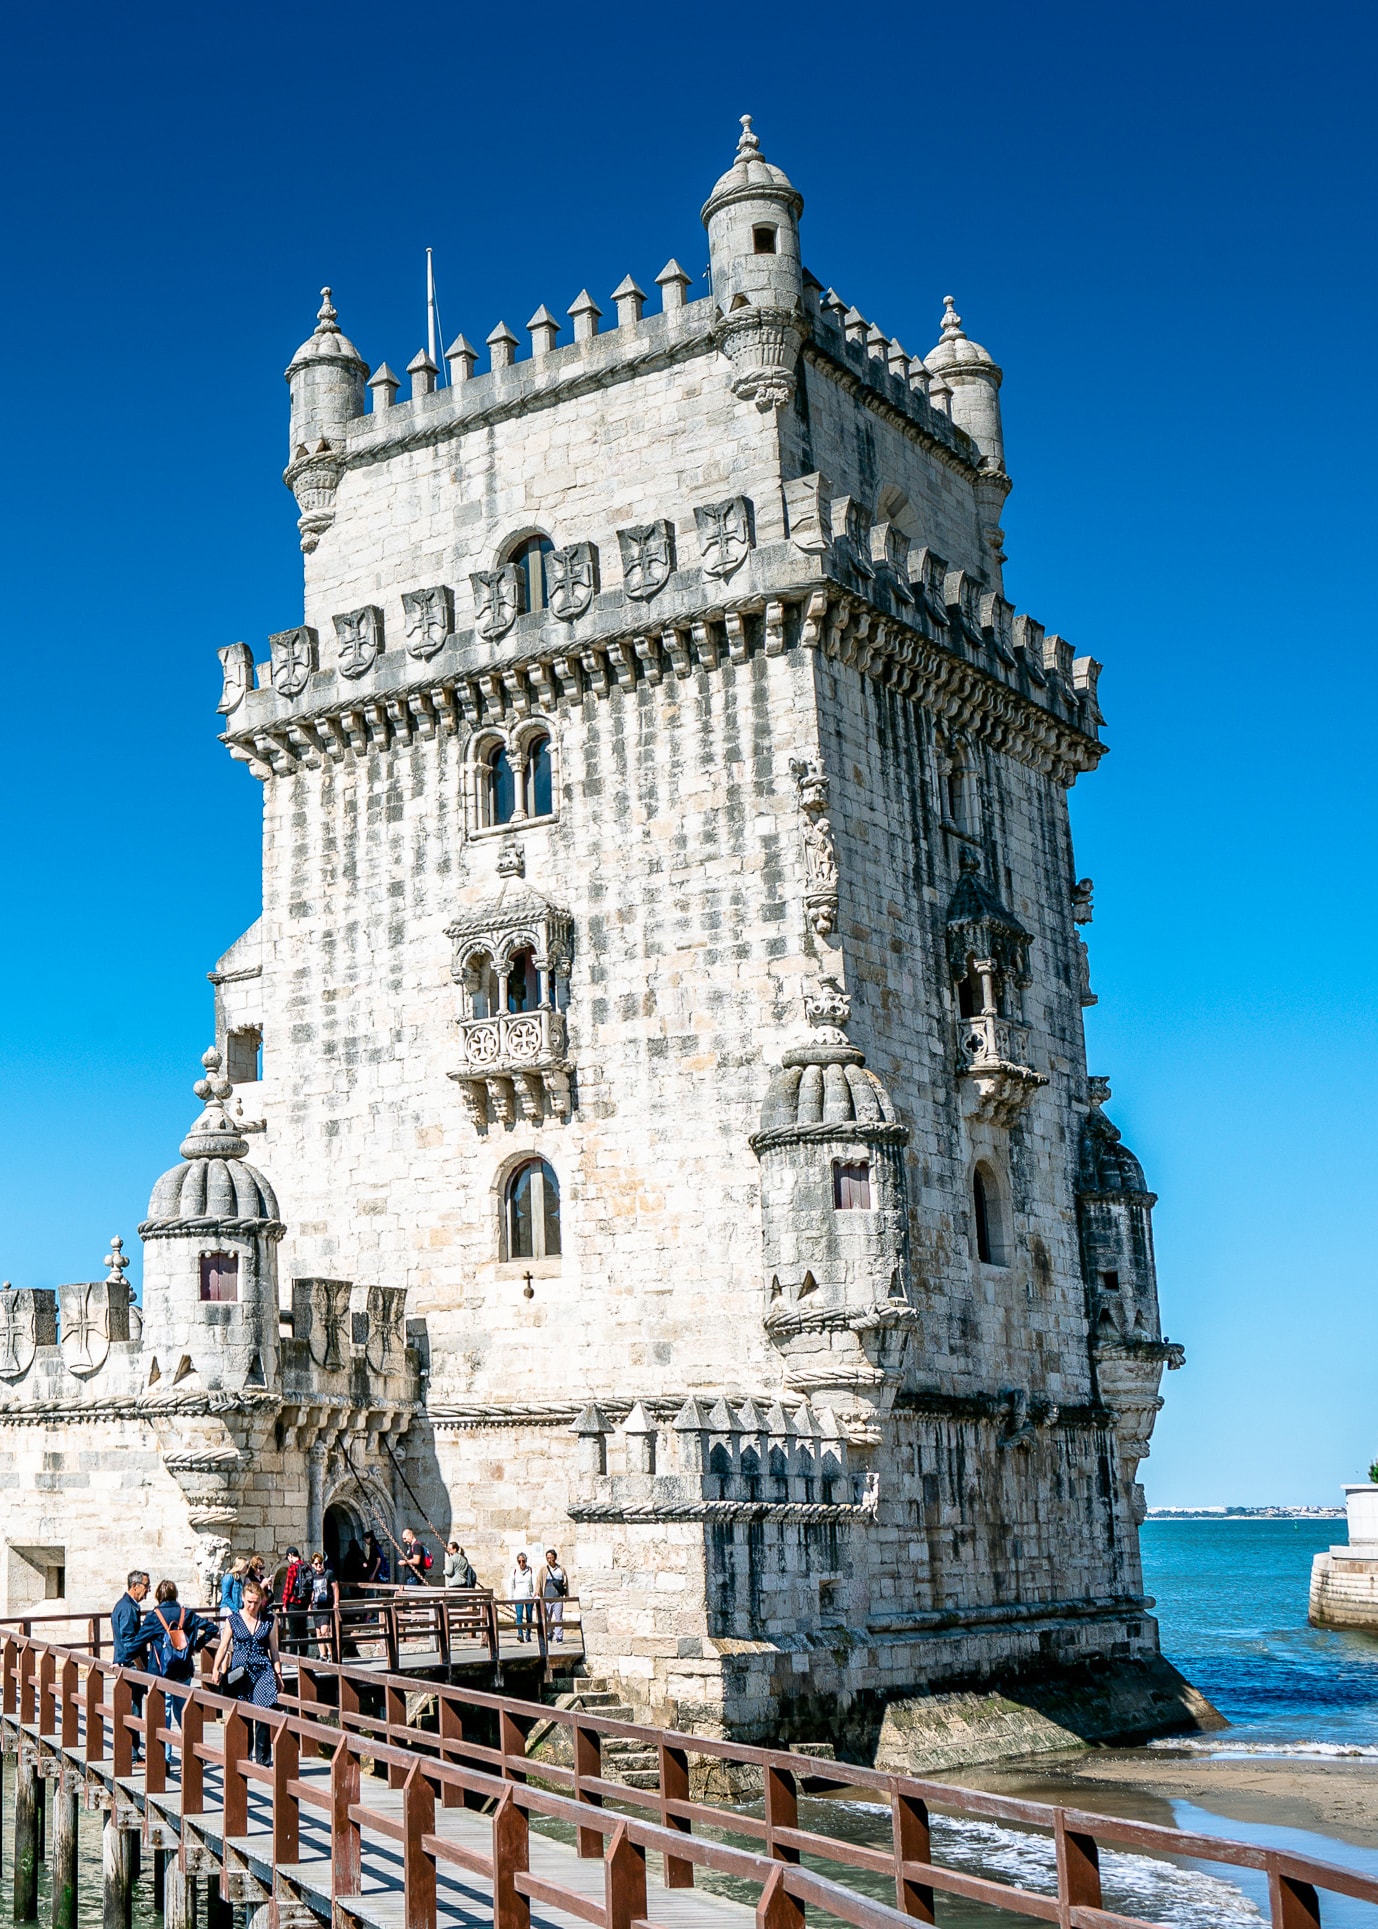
[508, 536, 554, 614]
[506, 1157, 561, 1260]
[481, 733, 553, 827]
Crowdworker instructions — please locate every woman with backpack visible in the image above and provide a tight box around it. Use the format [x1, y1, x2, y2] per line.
[139, 1580, 218, 1735]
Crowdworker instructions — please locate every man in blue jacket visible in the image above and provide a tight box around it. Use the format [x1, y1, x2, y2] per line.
[111, 1571, 151, 1759]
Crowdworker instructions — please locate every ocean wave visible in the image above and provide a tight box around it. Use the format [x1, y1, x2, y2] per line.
[1148, 1738, 1378, 1760]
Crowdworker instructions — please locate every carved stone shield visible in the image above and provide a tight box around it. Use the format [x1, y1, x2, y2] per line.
[217, 642, 254, 715]
[0, 1288, 55, 1380]
[546, 543, 598, 621]
[59, 1281, 130, 1376]
[269, 626, 318, 699]
[365, 1285, 407, 1375]
[334, 606, 384, 679]
[617, 521, 675, 600]
[694, 497, 754, 579]
[402, 585, 453, 660]
[470, 567, 521, 641]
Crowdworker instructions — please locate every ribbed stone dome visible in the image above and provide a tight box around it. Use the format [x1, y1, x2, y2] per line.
[286, 288, 368, 379]
[702, 116, 803, 221]
[759, 1046, 899, 1135]
[1078, 1080, 1150, 1198]
[924, 296, 1000, 380]
[142, 1049, 282, 1228]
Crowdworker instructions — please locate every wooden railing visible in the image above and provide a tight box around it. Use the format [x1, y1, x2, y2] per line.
[2, 1623, 1375, 1929]
[0, 1588, 581, 1672]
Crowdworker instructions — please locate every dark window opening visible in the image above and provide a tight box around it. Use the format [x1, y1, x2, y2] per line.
[485, 746, 516, 826]
[973, 1171, 994, 1265]
[752, 225, 778, 254]
[1100, 1270, 1120, 1293]
[200, 1252, 239, 1303]
[507, 1158, 560, 1260]
[226, 1027, 262, 1083]
[833, 1160, 872, 1210]
[523, 733, 553, 817]
[506, 948, 537, 1013]
[957, 972, 978, 1017]
[508, 535, 554, 614]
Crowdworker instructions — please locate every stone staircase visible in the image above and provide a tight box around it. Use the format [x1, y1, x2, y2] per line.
[537, 1673, 661, 1789]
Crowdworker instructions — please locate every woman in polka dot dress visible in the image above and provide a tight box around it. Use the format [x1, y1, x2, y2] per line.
[211, 1577, 282, 1765]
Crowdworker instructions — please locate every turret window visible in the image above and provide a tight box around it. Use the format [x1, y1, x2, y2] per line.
[200, 1252, 239, 1303]
[752, 225, 778, 254]
[833, 1160, 872, 1210]
[506, 1158, 561, 1261]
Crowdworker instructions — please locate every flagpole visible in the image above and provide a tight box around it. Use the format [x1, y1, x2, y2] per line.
[426, 246, 437, 369]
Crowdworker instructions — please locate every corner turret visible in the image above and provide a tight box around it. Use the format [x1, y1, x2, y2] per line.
[138, 1047, 285, 1393]
[702, 116, 806, 412]
[284, 288, 368, 553]
[923, 296, 1003, 465]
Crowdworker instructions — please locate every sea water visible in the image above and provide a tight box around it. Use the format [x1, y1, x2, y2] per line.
[1142, 1518, 1378, 1751]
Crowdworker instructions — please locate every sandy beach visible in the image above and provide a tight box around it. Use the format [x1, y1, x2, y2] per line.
[936, 1747, 1378, 1853]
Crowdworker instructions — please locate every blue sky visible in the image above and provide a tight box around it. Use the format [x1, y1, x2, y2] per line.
[1, 1, 1373, 1504]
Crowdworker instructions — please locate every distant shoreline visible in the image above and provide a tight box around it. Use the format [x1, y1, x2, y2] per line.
[1146, 1508, 1344, 1520]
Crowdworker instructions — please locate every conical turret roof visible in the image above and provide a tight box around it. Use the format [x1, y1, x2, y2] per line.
[286, 287, 368, 380]
[924, 296, 1000, 381]
[702, 116, 803, 222]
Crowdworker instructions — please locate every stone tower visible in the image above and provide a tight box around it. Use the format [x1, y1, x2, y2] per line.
[0, 118, 1185, 1742]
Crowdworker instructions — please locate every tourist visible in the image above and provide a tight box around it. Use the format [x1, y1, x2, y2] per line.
[510, 1551, 535, 1641]
[280, 1546, 312, 1653]
[361, 1532, 384, 1586]
[219, 1558, 248, 1619]
[542, 1548, 568, 1643]
[212, 1577, 282, 1767]
[444, 1542, 476, 1589]
[112, 1571, 152, 1759]
[307, 1552, 338, 1657]
[140, 1580, 217, 1730]
[398, 1527, 429, 1587]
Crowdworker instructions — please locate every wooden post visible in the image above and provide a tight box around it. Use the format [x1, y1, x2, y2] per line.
[150, 1850, 165, 1919]
[143, 1689, 166, 1799]
[603, 1821, 647, 1929]
[19, 1648, 35, 1727]
[659, 1741, 693, 1889]
[272, 1719, 300, 1867]
[14, 1753, 40, 1922]
[763, 1763, 799, 1863]
[179, 1696, 204, 1818]
[220, 1707, 249, 1841]
[400, 1763, 435, 1929]
[438, 1697, 464, 1809]
[3, 1637, 19, 1717]
[49, 1776, 78, 1929]
[59, 1663, 77, 1751]
[330, 1743, 361, 1901]
[84, 1668, 103, 1767]
[1269, 1872, 1322, 1929]
[757, 1863, 804, 1929]
[573, 1724, 603, 1859]
[894, 1790, 936, 1922]
[35, 1780, 45, 1864]
[385, 1685, 407, 1789]
[204, 1880, 232, 1929]
[100, 1820, 133, 1929]
[1054, 1812, 1102, 1921]
[499, 1710, 527, 1785]
[163, 1859, 195, 1929]
[37, 1655, 55, 1737]
[110, 1677, 133, 1780]
[491, 1787, 530, 1929]
[338, 1673, 360, 1738]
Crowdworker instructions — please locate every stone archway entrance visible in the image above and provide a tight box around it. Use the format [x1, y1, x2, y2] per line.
[323, 1498, 367, 1577]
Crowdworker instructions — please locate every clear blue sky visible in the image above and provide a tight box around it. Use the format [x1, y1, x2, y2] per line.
[1, 2, 1373, 1505]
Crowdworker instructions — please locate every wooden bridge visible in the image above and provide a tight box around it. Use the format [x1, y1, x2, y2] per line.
[1, 1616, 1374, 1929]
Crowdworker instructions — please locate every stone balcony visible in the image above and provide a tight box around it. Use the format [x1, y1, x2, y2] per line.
[450, 1008, 572, 1129]
[955, 1012, 1046, 1127]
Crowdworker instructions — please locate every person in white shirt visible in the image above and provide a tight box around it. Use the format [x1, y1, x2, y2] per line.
[510, 1551, 535, 1642]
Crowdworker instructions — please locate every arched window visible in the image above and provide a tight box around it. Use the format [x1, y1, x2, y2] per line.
[466, 951, 497, 1019]
[506, 948, 537, 1014]
[973, 1163, 1009, 1267]
[508, 536, 554, 614]
[523, 733, 553, 818]
[506, 1158, 560, 1260]
[483, 743, 517, 827]
[740, 1447, 762, 1501]
[957, 970, 979, 1018]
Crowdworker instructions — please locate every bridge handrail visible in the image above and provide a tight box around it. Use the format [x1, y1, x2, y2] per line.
[1, 1623, 1372, 1929]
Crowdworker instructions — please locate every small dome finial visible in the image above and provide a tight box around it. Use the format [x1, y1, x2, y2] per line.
[104, 1236, 130, 1288]
[941, 295, 965, 341]
[737, 113, 760, 159]
[316, 287, 339, 333]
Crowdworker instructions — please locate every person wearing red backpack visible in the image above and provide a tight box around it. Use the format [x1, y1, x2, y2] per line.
[398, 1527, 431, 1586]
[280, 1546, 312, 1651]
[138, 1580, 218, 1736]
